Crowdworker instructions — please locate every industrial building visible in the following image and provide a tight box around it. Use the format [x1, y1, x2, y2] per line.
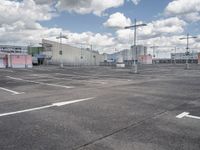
[106, 45, 152, 65]
[41, 39, 105, 66]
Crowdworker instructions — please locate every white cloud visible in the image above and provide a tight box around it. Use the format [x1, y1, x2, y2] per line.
[165, 0, 200, 22]
[0, 0, 59, 44]
[103, 12, 132, 29]
[67, 32, 116, 47]
[54, 0, 141, 16]
[148, 17, 186, 35]
[56, 0, 124, 16]
[0, 0, 53, 25]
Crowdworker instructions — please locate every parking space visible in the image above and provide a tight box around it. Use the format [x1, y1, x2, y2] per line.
[0, 64, 200, 150]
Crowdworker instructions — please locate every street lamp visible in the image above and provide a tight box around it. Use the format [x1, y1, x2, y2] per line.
[150, 46, 159, 64]
[171, 47, 179, 64]
[56, 32, 68, 68]
[179, 33, 197, 69]
[124, 19, 147, 73]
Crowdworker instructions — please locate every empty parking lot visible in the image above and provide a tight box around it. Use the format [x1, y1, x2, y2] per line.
[0, 64, 200, 150]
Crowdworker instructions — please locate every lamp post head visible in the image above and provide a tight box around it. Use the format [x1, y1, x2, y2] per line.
[56, 35, 68, 39]
[124, 23, 147, 29]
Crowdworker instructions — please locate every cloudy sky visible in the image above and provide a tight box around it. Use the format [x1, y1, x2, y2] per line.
[1, 0, 200, 56]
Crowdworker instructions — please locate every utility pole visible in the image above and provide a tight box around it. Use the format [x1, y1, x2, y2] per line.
[173, 47, 177, 64]
[150, 46, 159, 64]
[124, 19, 147, 73]
[56, 32, 68, 68]
[180, 33, 197, 69]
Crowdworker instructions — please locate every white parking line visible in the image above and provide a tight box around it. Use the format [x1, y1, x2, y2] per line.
[7, 76, 74, 89]
[0, 70, 14, 73]
[34, 68, 51, 71]
[55, 73, 82, 77]
[0, 87, 24, 95]
[0, 97, 95, 117]
[176, 112, 200, 120]
[19, 69, 33, 72]
[30, 74, 68, 80]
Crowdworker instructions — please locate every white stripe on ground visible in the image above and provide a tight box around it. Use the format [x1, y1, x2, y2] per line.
[0, 105, 52, 117]
[7, 76, 74, 89]
[30, 74, 68, 80]
[0, 70, 14, 72]
[0, 87, 24, 95]
[0, 97, 95, 117]
[176, 112, 200, 120]
[19, 69, 33, 72]
[52, 97, 95, 106]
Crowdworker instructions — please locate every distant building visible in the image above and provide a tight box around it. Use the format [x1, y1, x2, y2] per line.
[0, 45, 27, 53]
[0, 45, 32, 68]
[42, 39, 104, 66]
[130, 45, 148, 60]
[171, 52, 199, 63]
[106, 45, 152, 65]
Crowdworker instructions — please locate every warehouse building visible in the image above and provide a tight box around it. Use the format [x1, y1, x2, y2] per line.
[41, 39, 104, 66]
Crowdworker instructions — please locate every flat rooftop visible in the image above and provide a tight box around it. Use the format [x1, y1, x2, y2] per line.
[0, 64, 200, 150]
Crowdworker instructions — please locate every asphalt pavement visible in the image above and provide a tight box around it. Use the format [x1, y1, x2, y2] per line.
[0, 64, 199, 150]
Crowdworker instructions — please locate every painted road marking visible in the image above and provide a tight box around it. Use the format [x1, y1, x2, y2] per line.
[0, 87, 24, 95]
[0, 97, 95, 117]
[55, 73, 82, 78]
[0, 70, 14, 73]
[176, 112, 200, 120]
[30, 74, 69, 80]
[7, 76, 74, 89]
[19, 69, 33, 72]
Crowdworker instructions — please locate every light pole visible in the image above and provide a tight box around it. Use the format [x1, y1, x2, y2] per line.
[124, 19, 147, 73]
[150, 46, 159, 64]
[56, 32, 68, 68]
[179, 33, 197, 69]
[171, 47, 178, 64]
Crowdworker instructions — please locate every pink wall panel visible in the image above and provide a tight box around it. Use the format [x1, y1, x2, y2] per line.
[11, 55, 26, 65]
[26, 55, 32, 64]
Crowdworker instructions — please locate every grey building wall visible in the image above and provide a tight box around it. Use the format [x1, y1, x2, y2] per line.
[42, 39, 104, 66]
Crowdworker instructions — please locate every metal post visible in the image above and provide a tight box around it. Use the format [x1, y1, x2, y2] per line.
[174, 47, 176, 64]
[180, 33, 197, 69]
[150, 46, 159, 64]
[125, 19, 147, 73]
[56, 33, 68, 68]
[186, 34, 189, 69]
[134, 19, 137, 67]
[60, 33, 63, 68]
